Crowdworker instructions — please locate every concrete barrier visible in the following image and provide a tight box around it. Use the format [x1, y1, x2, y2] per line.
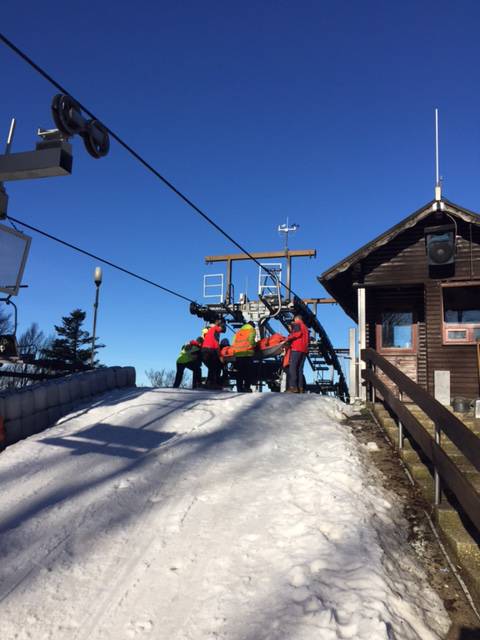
[96, 370, 108, 394]
[5, 417, 22, 445]
[124, 367, 136, 387]
[0, 366, 136, 448]
[114, 367, 128, 388]
[46, 383, 60, 409]
[105, 368, 117, 390]
[68, 375, 83, 403]
[4, 391, 23, 421]
[32, 385, 48, 413]
[79, 375, 93, 399]
[34, 409, 50, 434]
[57, 380, 73, 412]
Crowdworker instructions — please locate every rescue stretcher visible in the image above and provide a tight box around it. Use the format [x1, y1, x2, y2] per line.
[220, 333, 288, 363]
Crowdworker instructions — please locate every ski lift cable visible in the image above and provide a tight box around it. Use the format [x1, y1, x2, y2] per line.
[0, 32, 301, 301]
[7, 215, 196, 304]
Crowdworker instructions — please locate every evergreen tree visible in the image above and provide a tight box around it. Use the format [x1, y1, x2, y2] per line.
[42, 309, 104, 368]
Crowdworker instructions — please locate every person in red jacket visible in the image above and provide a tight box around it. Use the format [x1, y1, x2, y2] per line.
[286, 314, 309, 393]
[201, 318, 225, 388]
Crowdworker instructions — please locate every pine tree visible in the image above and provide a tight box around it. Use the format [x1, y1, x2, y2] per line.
[42, 309, 104, 368]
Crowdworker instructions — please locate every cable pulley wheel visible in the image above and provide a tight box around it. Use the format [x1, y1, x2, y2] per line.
[82, 120, 110, 158]
[51, 94, 83, 137]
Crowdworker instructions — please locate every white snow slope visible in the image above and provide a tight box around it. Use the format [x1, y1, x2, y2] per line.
[0, 389, 449, 640]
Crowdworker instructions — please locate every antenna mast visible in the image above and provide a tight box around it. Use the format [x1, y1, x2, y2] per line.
[435, 108, 442, 201]
[278, 217, 299, 252]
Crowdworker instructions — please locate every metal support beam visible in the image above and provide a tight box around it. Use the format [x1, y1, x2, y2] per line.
[226, 259, 232, 305]
[349, 327, 357, 401]
[357, 287, 366, 402]
[302, 298, 336, 305]
[286, 254, 292, 300]
[205, 249, 316, 263]
[0, 144, 73, 181]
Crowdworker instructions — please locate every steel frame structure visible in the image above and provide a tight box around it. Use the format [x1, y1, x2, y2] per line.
[192, 251, 349, 401]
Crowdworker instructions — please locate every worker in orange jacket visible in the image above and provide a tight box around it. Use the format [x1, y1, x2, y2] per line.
[232, 321, 256, 392]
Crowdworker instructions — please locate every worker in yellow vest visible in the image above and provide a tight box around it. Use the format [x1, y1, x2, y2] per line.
[232, 321, 256, 392]
[173, 337, 203, 389]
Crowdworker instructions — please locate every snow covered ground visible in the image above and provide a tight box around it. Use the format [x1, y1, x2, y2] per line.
[0, 388, 449, 640]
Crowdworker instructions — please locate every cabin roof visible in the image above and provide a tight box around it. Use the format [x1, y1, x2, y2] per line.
[319, 198, 480, 283]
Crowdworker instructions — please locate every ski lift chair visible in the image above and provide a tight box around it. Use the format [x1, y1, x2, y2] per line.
[0, 296, 20, 364]
[0, 223, 31, 365]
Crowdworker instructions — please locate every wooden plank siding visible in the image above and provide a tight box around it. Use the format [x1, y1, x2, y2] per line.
[366, 286, 426, 395]
[359, 214, 480, 399]
[362, 216, 480, 285]
[425, 281, 480, 398]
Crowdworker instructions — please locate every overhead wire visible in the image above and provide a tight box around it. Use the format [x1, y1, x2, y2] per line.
[7, 215, 195, 304]
[0, 31, 301, 301]
[0, 33, 349, 393]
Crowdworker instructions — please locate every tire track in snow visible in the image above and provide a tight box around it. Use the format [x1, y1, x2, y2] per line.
[80, 447, 244, 640]
[72, 404, 218, 640]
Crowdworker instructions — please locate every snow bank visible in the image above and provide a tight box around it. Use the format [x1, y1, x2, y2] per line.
[0, 389, 449, 640]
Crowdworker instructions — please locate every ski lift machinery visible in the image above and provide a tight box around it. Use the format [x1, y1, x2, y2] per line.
[190, 248, 349, 400]
[0, 94, 111, 365]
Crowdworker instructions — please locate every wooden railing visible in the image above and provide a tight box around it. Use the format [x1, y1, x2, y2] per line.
[361, 347, 480, 532]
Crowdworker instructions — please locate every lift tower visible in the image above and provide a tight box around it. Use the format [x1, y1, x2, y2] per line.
[205, 249, 316, 306]
[190, 248, 349, 400]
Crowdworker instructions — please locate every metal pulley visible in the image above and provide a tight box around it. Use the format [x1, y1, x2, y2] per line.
[81, 119, 110, 158]
[50, 93, 110, 159]
[51, 94, 83, 136]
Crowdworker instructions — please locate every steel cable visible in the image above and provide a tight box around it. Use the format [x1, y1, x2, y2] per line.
[0, 31, 301, 300]
[7, 215, 195, 303]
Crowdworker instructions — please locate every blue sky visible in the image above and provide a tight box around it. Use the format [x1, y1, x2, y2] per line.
[1, 1, 480, 384]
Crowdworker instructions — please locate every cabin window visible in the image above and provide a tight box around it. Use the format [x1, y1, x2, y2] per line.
[377, 311, 417, 353]
[442, 285, 480, 344]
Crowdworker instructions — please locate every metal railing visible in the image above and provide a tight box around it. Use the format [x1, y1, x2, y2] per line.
[361, 347, 480, 532]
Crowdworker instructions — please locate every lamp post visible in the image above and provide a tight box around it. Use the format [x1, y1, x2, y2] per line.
[91, 266, 102, 367]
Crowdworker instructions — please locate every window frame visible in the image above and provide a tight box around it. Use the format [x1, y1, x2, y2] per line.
[376, 309, 418, 355]
[441, 282, 480, 345]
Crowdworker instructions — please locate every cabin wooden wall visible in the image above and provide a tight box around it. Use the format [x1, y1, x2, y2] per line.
[425, 281, 479, 398]
[362, 215, 480, 284]
[366, 286, 427, 395]
[359, 214, 480, 399]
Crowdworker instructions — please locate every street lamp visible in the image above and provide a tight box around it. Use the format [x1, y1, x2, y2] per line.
[91, 266, 103, 367]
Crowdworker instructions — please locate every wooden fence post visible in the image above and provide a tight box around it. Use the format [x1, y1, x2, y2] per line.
[349, 328, 357, 401]
[434, 422, 442, 505]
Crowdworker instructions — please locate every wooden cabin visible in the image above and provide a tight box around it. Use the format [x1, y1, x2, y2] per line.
[319, 198, 480, 402]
